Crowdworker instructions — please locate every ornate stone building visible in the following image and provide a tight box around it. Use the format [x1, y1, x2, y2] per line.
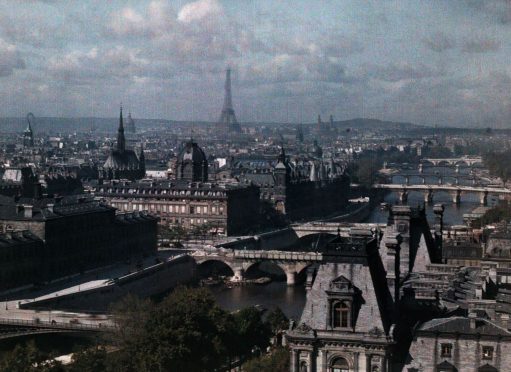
[100, 107, 145, 181]
[287, 204, 511, 371]
[174, 139, 208, 182]
[0, 194, 157, 291]
[93, 139, 260, 235]
[229, 147, 350, 220]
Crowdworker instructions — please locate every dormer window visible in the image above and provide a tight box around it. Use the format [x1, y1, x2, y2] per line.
[441, 343, 452, 358]
[332, 300, 350, 328]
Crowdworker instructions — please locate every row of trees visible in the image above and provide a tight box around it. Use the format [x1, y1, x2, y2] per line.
[0, 287, 290, 372]
[484, 150, 511, 183]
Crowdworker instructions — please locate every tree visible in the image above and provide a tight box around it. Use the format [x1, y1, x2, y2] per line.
[67, 346, 109, 372]
[232, 307, 270, 357]
[110, 287, 235, 372]
[243, 347, 290, 372]
[266, 307, 289, 334]
[0, 341, 63, 372]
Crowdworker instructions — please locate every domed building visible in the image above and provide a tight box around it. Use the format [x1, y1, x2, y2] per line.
[174, 139, 208, 182]
[100, 107, 145, 181]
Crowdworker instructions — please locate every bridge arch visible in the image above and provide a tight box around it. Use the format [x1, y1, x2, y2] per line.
[244, 261, 287, 279]
[195, 259, 236, 278]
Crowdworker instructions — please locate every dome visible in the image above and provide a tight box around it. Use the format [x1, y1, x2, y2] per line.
[175, 139, 208, 182]
[178, 139, 207, 164]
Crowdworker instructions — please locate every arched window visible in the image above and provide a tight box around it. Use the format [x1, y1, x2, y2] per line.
[332, 301, 350, 328]
[331, 357, 349, 372]
[300, 361, 308, 372]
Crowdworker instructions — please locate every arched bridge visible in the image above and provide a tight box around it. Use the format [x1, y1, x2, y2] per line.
[421, 156, 483, 167]
[373, 184, 511, 205]
[387, 173, 491, 187]
[191, 248, 323, 285]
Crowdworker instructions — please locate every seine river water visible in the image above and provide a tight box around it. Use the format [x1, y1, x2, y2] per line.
[211, 165, 497, 321]
[1, 166, 494, 354]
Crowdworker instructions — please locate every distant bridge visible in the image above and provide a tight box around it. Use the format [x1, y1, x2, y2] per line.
[421, 156, 483, 167]
[387, 173, 491, 187]
[0, 317, 112, 340]
[373, 184, 511, 205]
[192, 248, 323, 285]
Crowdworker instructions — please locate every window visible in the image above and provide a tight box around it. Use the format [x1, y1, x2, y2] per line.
[441, 343, 452, 358]
[190, 206, 195, 214]
[300, 361, 308, 372]
[330, 357, 349, 372]
[332, 301, 350, 328]
[482, 346, 494, 360]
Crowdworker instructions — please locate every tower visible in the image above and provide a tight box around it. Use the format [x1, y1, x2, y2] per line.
[126, 112, 136, 134]
[218, 68, 242, 134]
[23, 113, 34, 147]
[117, 105, 126, 152]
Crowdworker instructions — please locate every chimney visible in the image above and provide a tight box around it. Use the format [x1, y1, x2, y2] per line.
[390, 205, 412, 275]
[385, 232, 403, 302]
[23, 204, 33, 218]
[469, 312, 477, 329]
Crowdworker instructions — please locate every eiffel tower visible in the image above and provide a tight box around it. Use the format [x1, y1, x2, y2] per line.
[218, 68, 242, 133]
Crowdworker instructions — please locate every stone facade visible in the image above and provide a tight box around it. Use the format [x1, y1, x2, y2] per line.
[0, 195, 157, 290]
[92, 180, 260, 236]
[406, 317, 511, 372]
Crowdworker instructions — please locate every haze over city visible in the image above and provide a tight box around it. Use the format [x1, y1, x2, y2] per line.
[1, 0, 510, 127]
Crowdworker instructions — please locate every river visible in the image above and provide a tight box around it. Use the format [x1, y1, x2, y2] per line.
[210, 165, 497, 321]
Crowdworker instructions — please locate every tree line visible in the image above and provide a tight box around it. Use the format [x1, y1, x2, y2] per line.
[0, 287, 290, 372]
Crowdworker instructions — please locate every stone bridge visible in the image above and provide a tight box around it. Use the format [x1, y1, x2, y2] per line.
[421, 156, 483, 167]
[191, 248, 324, 285]
[373, 184, 511, 205]
[387, 173, 491, 187]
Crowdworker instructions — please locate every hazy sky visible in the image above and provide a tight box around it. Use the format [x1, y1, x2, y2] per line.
[0, 0, 510, 127]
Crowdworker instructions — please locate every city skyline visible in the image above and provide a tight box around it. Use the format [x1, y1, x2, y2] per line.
[0, 1, 510, 127]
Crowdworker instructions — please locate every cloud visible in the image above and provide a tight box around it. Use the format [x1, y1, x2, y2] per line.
[461, 0, 511, 24]
[106, 2, 177, 38]
[366, 62, 442, 82]
[423, 32, 456, 53]
[46, 46, 149, 85]
[0, 38, 26, 77]
[461, 36, 501, 53]
[177, 0, 223, 23]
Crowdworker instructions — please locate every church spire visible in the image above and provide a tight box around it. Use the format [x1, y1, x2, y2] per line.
[117, 104, 126, 152]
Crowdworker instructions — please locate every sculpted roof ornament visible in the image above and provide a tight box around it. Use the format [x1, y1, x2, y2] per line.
[293, 322, 315, 336]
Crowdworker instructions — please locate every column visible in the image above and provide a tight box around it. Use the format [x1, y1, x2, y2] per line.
[286, 271, 296, 286]
[480, 191, 488, 206]
[291, 350, 298, 372]
[319, 350, 327, 372]
[424, 189, 433, 203]
[451, 189, 461, 204]
[399, 190, 408, 204]
[231, 268, 244, 282]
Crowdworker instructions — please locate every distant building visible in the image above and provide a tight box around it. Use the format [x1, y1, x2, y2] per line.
[217, 68, 242, 134]
[0, 195, 157, 291]
[126, 112, 136, 134]
[92, 139, 260, 235]
[231, 147, 350, 220]
[100, 107, 145, 180]
[174, 139, 208, 182]
[23, 113, 34, 148]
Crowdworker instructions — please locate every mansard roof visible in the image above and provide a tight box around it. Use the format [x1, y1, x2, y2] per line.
[103, 149, 141, 170]
[418, 316, 511, 337]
